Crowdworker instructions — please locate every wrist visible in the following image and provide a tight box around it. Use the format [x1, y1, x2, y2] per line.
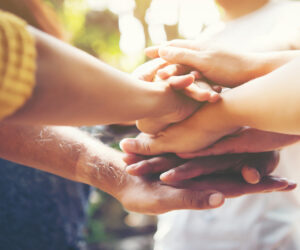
[76, 146, 128, 198]
[201, 93, 242, 134]
[140, 80, 176, 118]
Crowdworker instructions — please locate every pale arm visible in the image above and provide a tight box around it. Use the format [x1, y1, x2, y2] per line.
[215, 57, 300, 134]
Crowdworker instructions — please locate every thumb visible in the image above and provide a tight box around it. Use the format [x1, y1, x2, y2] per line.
[159, 46, 207, 72]
[120, 136, 165, 156]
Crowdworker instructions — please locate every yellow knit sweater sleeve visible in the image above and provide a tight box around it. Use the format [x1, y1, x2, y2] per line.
[0, 10, 36, 120]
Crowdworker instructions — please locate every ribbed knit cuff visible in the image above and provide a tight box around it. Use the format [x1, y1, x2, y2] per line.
[0, 10, 36, 120]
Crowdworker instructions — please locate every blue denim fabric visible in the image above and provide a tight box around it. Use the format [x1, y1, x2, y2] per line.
[0, 158, 91, 250]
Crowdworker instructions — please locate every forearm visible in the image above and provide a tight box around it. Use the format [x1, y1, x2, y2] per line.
[0, 123, 126, 198]
[4, 27, 168, 126]
[258, 50, 300, 75]
[211, 57, 300, 134]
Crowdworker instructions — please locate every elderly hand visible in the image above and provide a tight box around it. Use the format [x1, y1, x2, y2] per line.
[117, 163, 294, 214]
[118, 153, 295, 215]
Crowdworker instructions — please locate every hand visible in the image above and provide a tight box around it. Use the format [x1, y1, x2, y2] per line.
[120, 99, 239, 156]
[133, 58, 221, 102]
[124, 152, 281, 185]
[133, 58, 220, 134]
[178, 128, 300, 159]
[145, 39, 273, 87]
[116, 167, 293, 215]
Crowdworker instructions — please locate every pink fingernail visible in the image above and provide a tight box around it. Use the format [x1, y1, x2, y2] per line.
[242, 166, 260, 184]
[120, 139, 136, 153]
[160, 169, 175, 180]
[208, 193, 224, 207]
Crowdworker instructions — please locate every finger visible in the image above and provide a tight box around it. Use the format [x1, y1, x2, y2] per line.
[160, 188, 224, 212]
[190, 71, 203, 80]
[166, 39, 202, 50]
[180, 84, 220, 103]
[145, 40, 201, 59]
[132, 58, 169, 82]
[126, 155, 185, 176]
[241, 152, 280, 184]
[211, 85, 223, 93]
[159, 46, 208, 72]
[120, 135, 166, 156]
[279, 181, 297, 192]
[177, 152, 207, 159]
[167, 74, 195, 90]
[176, 175, 289, 198]
[123, 153, 146, 165]
[168, 75, 220, 103]
[193, 81, 221, 103]
[145, 45, 161, 58]
[160, 154, 246, 183]
[194, 80, 214, 90]
[241, 166, 261, 184]
[157, 64, 193, 80]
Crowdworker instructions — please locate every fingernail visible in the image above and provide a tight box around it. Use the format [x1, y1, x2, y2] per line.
[208, 193, 224, 207]
[269, 176, 288, 182]
[287, 180, 297, 185]
[120, 139, 136, 153]
[160, 169, 175, 181]
[126, 164, 137, 172]
[242, 166, 260, 184]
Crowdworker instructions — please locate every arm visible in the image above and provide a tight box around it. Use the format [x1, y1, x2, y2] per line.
[4, 28, 198, 127]
[0, 123, 225, 214]
[0, 123, 292, 214]
[120, 52, 300, 155]
[146, 40, 300, 87]
[210, 58, 300, 134]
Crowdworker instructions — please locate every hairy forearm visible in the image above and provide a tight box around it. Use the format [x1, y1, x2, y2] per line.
[0, 123, 127, 197]
[4, 27, 169, 126]
[215, 57, 300, 134]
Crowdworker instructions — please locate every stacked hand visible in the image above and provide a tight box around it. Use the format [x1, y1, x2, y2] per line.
[119, 40, 299, 210]
[134, 58, 221, 134]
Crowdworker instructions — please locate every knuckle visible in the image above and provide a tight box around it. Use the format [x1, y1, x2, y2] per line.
[141, 141, 152, 154]
[182, 191, 207, 209]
